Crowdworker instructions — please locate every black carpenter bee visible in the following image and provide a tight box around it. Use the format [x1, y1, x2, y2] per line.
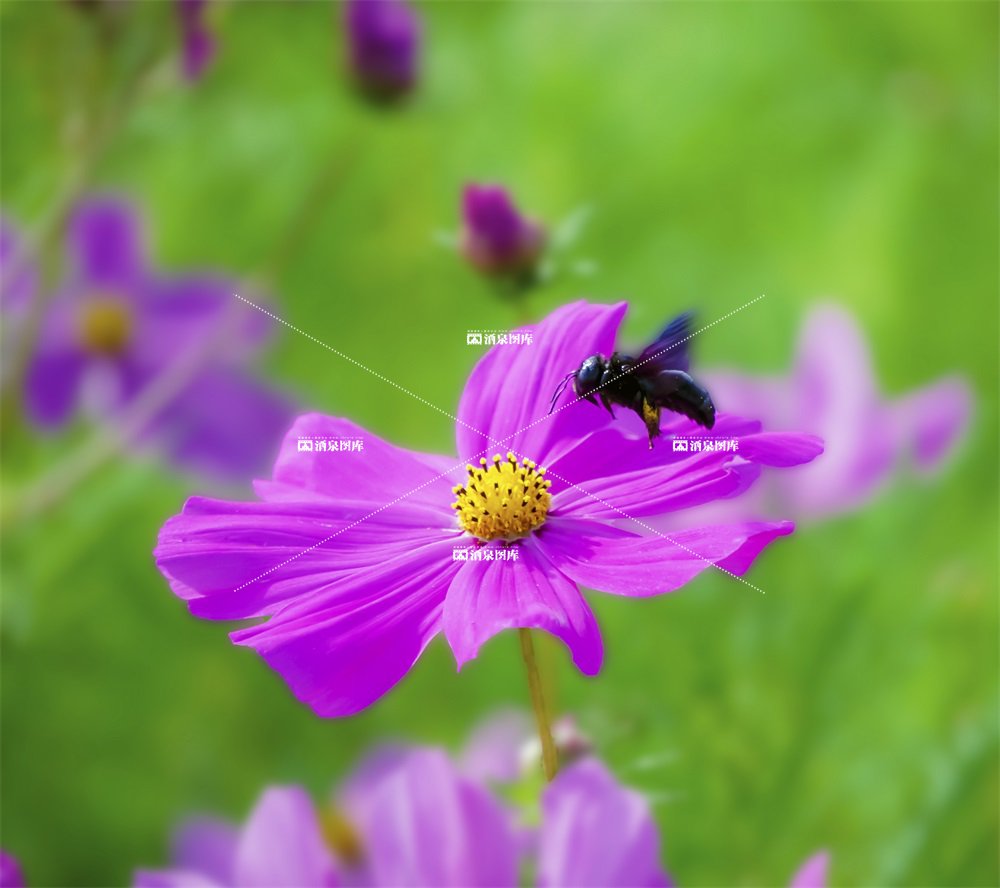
[548, 312, 715, 449]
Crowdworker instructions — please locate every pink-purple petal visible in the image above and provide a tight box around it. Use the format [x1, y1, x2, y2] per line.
[443, 541, 603, 675]
[171, 818, 238, 885]
[133, 869, 223, 888]
[361, 749, 519, 888]
[0, 852, 25, 888]
[271, 414, 457, 510]
[788, 851, 830, 888]
[232, 787, 338, 887]
[455, 300, 626, 462]
[460, 708, 533, 784]
[540, 516, 793, 596]
[68, 197, 147, 291]
[155, 495, 450, 621]
[149, 366, 296, 483]
[539, 759, 671, 888]
[230, 538, 458, 716]
[890, 376, 972, 472]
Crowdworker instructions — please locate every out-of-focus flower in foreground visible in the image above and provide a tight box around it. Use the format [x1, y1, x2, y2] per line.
[704, 303, 972, 520]
[176, 0, 216, 81]
[461, 183, 546, 280]
[24, 196, 293, 482]
[0, 852, 24, 888]
[134, 731, 829, 888]
[156, 300, 822, 717]
[344, 0, 421, 103]
[135, 787, 337, 888]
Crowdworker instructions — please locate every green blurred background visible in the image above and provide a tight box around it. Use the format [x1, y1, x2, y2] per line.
[2, 1, 997, 885]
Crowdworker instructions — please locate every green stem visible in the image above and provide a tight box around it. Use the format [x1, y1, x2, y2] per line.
[518, 627, 559, 781]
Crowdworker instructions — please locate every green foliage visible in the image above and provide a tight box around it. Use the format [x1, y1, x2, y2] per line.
[1, 2, 997, 885]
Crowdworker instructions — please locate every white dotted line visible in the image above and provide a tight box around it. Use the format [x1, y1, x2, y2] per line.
[233, 293, 494, 444]
[513, 453, 769, 595]
[538, 294, 768, 427]
[228, 293, 769, 593]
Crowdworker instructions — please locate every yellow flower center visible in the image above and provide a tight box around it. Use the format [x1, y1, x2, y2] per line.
[320, 805, 365, 867]
[452, 452, 552, 541]
[79, 296, 132, 355]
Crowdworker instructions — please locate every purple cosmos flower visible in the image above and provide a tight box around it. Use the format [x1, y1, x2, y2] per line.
[0, 852, 24, 888]
[461, 184, 546, 278]
[24, 196, 294, 482]
[176, 0, 216, 81]
[702, 303, 972, 520]
[155, 300, 822, 717]
[135, 786, 338, 888]
[136, 750, 517, 888]
[344, 0, 421, 103]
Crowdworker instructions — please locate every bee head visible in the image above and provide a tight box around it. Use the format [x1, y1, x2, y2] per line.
[573, 354, 605, 404]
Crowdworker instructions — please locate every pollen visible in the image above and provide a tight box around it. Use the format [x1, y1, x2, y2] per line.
[451, 452, 552, 541]
[79, 296, 133, 356]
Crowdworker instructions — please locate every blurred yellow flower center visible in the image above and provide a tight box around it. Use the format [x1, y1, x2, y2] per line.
[452, 452, 552, 540]
[79, 296, 133, 355]
[320, 805, 364, 867]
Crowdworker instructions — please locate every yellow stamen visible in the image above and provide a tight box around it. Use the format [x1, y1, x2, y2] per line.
[79, 296, 132, 355]
[451, 451, 552, 540]
[320, 805, 365, 867]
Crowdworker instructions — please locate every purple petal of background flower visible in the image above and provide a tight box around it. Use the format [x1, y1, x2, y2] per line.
[539, 759, 672, 888]
[25, 196, 294, 483]
[0, 852, 24, 888]
[360, 749, 519, 888]
[231, 787, 338, 887]
[0, 215, 36, 314]
[704, 303, 972, 519]
[344, 0, 420, 102]
[788, 851, 830, 888]
[177, 0, 216, 81]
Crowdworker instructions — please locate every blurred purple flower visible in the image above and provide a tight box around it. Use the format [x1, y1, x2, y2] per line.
[1, 216, 36, 315]
[344, 0, 421, 103]
[462, 184, 546, 279]
[789, 851, 831, 888]
[540, 759, 671, 888]
[156, 301, 821, 717]
[0, 852, 24, 888]
[461, 709, 592, 784]
[24, 196, 294, 482]
[703, 304, 972, 520]
[1, 216, 37, 384]
[176, 0, 216, 81]
[135, 786, 338, 887]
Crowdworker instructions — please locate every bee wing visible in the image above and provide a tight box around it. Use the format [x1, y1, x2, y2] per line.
[635, 312, 693, 375]
[641, 369, 716, 429]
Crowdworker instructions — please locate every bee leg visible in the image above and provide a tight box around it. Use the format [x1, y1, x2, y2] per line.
[599, 392, 616, 417]
[641, 398, 661, 449]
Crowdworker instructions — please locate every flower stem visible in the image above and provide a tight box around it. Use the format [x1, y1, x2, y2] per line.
[518, 628, 559, 782]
